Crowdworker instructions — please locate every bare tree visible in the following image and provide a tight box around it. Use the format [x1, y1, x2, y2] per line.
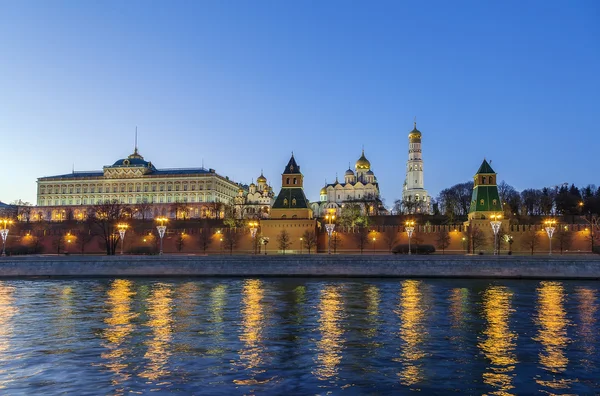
[383, 228, 399, 253]
[136, 201, 153, 221]
[435, 230, 451, 254]
[277, 229, 292, 254]
[331, 232, 342, 254]
[223, 228, 239, 255]
[555, 227, 573, 254]
[301, 230, 317, 254]
[75, 222, 94, 254]
[171, 200, 190, 220]
[175, 232, 185, 252]
[521, 229, 541, 255]
[197, 223, 213, 254]
[89, 200, 127, 255]
[468, 226, 486, 254]
[354, 226, 370, 254]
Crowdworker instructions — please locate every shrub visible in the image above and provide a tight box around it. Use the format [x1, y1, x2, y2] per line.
[391, 244, 436, 255]
[127, 246, 156, 255]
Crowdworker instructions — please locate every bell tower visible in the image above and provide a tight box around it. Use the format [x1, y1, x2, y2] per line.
[402, 121, 430, 213]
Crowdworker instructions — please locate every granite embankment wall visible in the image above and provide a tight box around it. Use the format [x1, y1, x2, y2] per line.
[1, 255, 600, 279]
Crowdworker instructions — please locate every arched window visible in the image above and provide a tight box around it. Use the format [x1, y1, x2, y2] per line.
[286, 178, 290, 184]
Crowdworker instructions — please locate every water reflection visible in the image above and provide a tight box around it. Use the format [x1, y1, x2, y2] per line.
[534, 281, 571, 391]
[101, 279, 137, 393]
[140, 283, 174, 383]
[364, 285, 380, 339]
[395, 280, 426, 388]
[207, 284, 227, 356]
[449, 288, 469, 330]
[313, 284, 345, 381]
[478, 286, 517, 396]
[235, 279, 270, 385]
[576, 287, 596, 366]
[0, 283, 18, 390]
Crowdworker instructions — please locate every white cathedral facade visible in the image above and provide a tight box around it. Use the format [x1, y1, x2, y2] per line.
[311, 150, 384, 216]
[402, 122, 430, 213]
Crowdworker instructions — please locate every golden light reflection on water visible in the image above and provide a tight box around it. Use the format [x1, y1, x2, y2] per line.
[478, 286, 517, 396]
[313, 284, 345, 381]
[0, 283, 18, 390]
[395, 280, 426, 387]
[576, 287, 597, 359]
[101, 279, 138, 392]
[234, 279, 271, 386]
[206, 284, 227, 356]
[364, 285, 380, 339]
[140, 283, 174, 383]
[534, 281, 572, 392]
[449, 288, 469, 330]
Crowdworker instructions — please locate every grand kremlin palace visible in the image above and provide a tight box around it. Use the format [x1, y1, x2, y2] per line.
[35, 148, 241, 221]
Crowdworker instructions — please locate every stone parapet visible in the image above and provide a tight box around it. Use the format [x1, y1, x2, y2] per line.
[1, 255, 599, 279]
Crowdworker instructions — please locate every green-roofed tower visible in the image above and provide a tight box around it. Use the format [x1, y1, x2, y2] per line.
[468, 159, 503, 220]
[271, 153, 313, 219]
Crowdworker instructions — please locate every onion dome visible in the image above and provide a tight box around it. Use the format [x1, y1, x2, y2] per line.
[366, 170, 374, 175]
[257, 171, 267, 183]
[238, 187, 244, 193]
[355, 149, 371, 170]
[345, 168, 354, 176]
[408, 121, 422, 141]
[320, 186, 327, 195]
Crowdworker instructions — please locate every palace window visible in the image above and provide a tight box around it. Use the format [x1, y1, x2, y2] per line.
[160, 185, 164, 192]
[136, 186, 141, 192]
[175, 185, 180, 191]
[76, 188, 80, 193]
[168, 185, 172, 191]
[183, 184, 188, 191]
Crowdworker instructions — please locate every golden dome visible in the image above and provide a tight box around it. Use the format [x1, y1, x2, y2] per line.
[257, 172, 267, 183]
[355, 149, 371, 170]
[320, 186, 327, 195]
[409, 122, 422, 141]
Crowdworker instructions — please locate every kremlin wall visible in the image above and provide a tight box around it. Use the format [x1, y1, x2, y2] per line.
[1, 122, 598, 256]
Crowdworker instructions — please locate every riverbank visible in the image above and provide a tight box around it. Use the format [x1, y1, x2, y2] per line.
[1, 255, 600, 278]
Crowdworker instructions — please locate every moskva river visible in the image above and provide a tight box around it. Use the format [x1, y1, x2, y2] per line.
[0, 278, 598, 395]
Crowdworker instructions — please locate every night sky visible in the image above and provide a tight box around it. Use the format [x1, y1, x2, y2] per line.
[1, 1, 598, 206]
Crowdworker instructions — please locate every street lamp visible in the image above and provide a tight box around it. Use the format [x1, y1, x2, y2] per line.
[248, 221, 259, 255]
[325, 212, 336, 254]
[544, 219, 556, 256]
[155, 217, 168, 255]
[300, 237, 303, 254]
[405, 220, 415, 255]
[262, 236, 270, 255]
[490, 213, 502, 255]
[0, 218, 13, 257]
[117, 223, 129, 255]
[372, 236, 376, 254]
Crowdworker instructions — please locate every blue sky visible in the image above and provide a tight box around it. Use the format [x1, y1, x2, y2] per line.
[1, 1, 598, 206]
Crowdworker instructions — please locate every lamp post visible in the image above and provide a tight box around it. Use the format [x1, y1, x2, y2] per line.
[544, 219, 556, 256]
[262, 236, 269, 255]
[490, 213, 502, 255]
[325, 212, 336, 254]
[248, 221, 259, 255]
[117, 223, 128, 255]
[0, 219, 13, 257]
[405, 220, 415, 255]
[372, 236, 376, 254]
[300, 237, 303, 254]
[155, 217, 168, 255]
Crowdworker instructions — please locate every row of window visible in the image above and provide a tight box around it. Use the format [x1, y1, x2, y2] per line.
[38, 193, 230, 206]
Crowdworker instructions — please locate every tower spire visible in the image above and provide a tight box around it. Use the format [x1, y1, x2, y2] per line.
[134, 126, 138, 155]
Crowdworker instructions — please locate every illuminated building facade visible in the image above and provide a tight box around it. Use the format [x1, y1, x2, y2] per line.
[313, 150, 383, 216]
[402, 122, 431, 213]
[233, 171, 275, 219]
[35, 146, 241, 221]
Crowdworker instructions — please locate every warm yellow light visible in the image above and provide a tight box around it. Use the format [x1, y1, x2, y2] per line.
[155, 217, 168, 225]
[405, 220, 415, 227]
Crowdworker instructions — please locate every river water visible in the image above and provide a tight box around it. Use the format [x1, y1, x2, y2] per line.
[0, 278, 598, 395]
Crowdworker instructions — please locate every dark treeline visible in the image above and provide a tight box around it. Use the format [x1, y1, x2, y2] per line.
[437, 181, 600, 218]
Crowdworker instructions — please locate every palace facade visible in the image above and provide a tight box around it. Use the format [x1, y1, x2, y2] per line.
[312, 150, 384, 216]
[35, 147, 242, 221]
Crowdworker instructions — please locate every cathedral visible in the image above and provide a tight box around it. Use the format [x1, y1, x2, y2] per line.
[312, 150, 383, 216]
[233, 171, 275, 219]
[402, 122, 430, 213]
